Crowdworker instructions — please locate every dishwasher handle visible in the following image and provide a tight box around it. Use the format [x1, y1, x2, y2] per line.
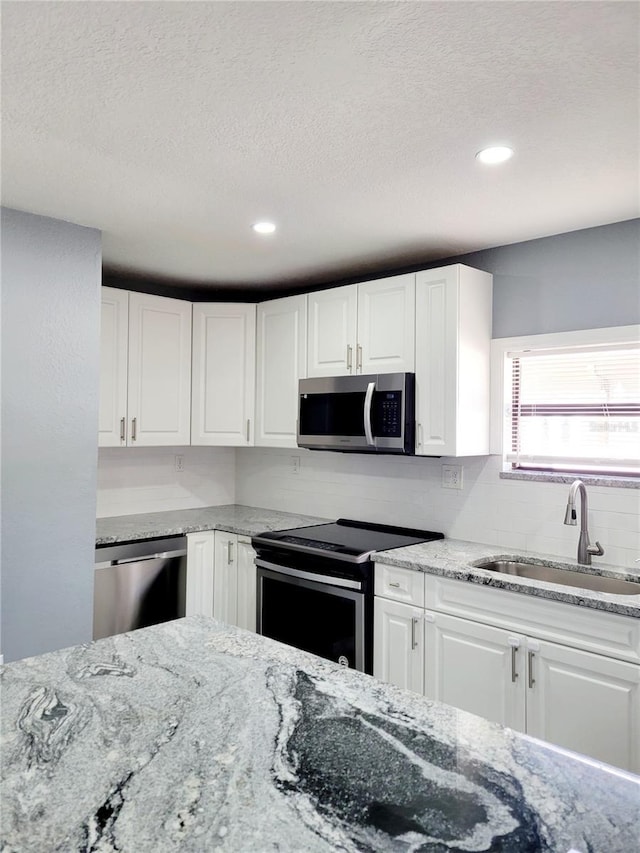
[114, 548, 187, 565]
[95, 536, 188, 568]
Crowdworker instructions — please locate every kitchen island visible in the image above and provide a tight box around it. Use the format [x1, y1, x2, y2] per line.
[1, 617, 639, 852]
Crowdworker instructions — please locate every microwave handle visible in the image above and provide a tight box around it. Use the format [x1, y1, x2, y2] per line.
[364, 381, 376, 446]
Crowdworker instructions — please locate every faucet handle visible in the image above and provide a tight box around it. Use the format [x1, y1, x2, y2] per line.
[587, 541, 605, 558]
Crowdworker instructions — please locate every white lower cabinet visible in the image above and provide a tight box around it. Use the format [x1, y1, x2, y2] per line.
[525, 638, 640, 772]
[236, 537, 257, 632]
[186, 530, 256, 632]
[213, 531, 238, 625]
[373, 597, 424, 694]
[424, 612, 525, 731]
[374, 566, 640, 773]
[186, 531, 216, 617]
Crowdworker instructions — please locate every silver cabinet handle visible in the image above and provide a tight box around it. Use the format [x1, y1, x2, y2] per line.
[246, 419, 251, 442]
[511, 646, 519, 682]
[528, 651, 535, 688]
[120, 417, 126, 443]
[356, 344, 363, 373]
[363, 381, 375, 447]
[417, 422, 423, 448]
[411, 616, 419, 650]
[346, 344, 353, 373]
[131, 417, 137, 441]
[227, 540, 234, 564]
[388, 581, 400, 588]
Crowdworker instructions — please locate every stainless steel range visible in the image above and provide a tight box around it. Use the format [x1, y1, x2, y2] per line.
[251, 519, 444, 674]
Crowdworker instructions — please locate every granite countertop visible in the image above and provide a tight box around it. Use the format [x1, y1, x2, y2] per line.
[2, 617, 639, 852]
[374, 539, 640, 619]
[95, 505, 330, 545]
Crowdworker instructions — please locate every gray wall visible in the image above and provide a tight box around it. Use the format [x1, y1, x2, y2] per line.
[433, 219, 640, 338]
[1, 208, 101, 661]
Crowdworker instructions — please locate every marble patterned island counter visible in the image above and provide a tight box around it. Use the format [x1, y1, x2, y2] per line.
[1, 617, 639, 852]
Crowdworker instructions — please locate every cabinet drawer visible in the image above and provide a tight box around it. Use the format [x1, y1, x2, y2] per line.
[375, 564, 425, 607]
[426, 575, 640, 664]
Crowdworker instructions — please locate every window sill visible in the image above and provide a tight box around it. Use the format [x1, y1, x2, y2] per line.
[499, 470, 640, 489]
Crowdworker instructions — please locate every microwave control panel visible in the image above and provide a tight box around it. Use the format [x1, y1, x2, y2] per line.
[376, 391, 402, 437]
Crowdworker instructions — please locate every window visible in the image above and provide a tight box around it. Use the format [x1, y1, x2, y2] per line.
[506, 342, 640, 476]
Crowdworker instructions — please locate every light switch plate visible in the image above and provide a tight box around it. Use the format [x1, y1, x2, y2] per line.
[442, 464, 463, 490]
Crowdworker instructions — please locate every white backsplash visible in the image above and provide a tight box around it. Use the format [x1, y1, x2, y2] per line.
[97, 447, 235, 518]
[96, 445, 639, 568]
[235, 448, 640, 569]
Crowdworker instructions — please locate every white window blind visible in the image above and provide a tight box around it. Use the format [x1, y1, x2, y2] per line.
[507, 343, 640, 474]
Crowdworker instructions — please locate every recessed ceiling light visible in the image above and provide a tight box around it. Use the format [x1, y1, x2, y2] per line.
[252, 221, 276, 234]
[476, 146, 514, 165]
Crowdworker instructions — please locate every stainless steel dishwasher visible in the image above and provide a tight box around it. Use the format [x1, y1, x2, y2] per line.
[93, 537, 187, 640]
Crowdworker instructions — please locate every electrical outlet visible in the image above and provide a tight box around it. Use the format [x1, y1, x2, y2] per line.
[291, 455, 301, 475]
[442, 464, 463, 490]
[175, 454, 185, 472]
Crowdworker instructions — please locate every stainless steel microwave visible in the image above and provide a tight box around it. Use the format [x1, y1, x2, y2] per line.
[297, 373, 415, 454]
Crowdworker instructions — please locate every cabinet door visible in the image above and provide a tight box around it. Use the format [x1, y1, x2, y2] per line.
[255, 294, 307, 447]
[186, 532, 215, 617]
[424, 612, 526, 731]
[213, 531, 238, 625]
[236, 536, 257, 632]
[374, 597, 424, 694]
[414, 265, 492, 456]
[526, 639, 640, 773]
[99, 287, 129, 447]
[307, 285, 357, 377]
[127, 293, 192, 446]
[191, 303, 256, 446]
[357, 274, 415, 375]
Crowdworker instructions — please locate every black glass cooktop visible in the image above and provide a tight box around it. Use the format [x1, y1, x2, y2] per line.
[252, 519, 443, 562]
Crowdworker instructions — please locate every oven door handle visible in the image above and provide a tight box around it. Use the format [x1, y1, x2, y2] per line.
[255, 559, 363, 591]
[364, 381, 376, 447]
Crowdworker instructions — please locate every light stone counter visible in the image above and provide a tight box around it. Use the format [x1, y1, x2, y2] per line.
[374, 539, 640, 618]
[1, 617, 639, 852]
[95, 504, 330, 545]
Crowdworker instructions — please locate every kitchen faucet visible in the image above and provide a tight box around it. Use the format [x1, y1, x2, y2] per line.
[563, 479, 605, 566]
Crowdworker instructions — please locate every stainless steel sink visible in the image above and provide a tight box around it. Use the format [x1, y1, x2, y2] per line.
[475, 560, 640, 596]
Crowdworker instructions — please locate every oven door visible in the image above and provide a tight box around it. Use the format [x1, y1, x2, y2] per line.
[256, 559, 366, 672]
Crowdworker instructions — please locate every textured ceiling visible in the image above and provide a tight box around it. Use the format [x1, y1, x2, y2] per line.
[2, 1, 638, 291]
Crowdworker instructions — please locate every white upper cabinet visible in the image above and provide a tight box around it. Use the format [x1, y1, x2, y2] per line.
[191, 303, 256, 446]
[307, 285, 357, 377]
[98, 288, 192, 447]
[306, 274, 415, 378]
[127, 292, 192, 446]
[99, 287, 129, 447]
[414, 264, 492, 456]
[255, 294, 307, 447]
[357, 275, 415, 375]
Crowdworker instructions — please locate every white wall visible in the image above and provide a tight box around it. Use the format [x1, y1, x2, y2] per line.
[236, 448, 640, 569]
[97, 446, 235, 517]
[1, 208, 101, 661]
